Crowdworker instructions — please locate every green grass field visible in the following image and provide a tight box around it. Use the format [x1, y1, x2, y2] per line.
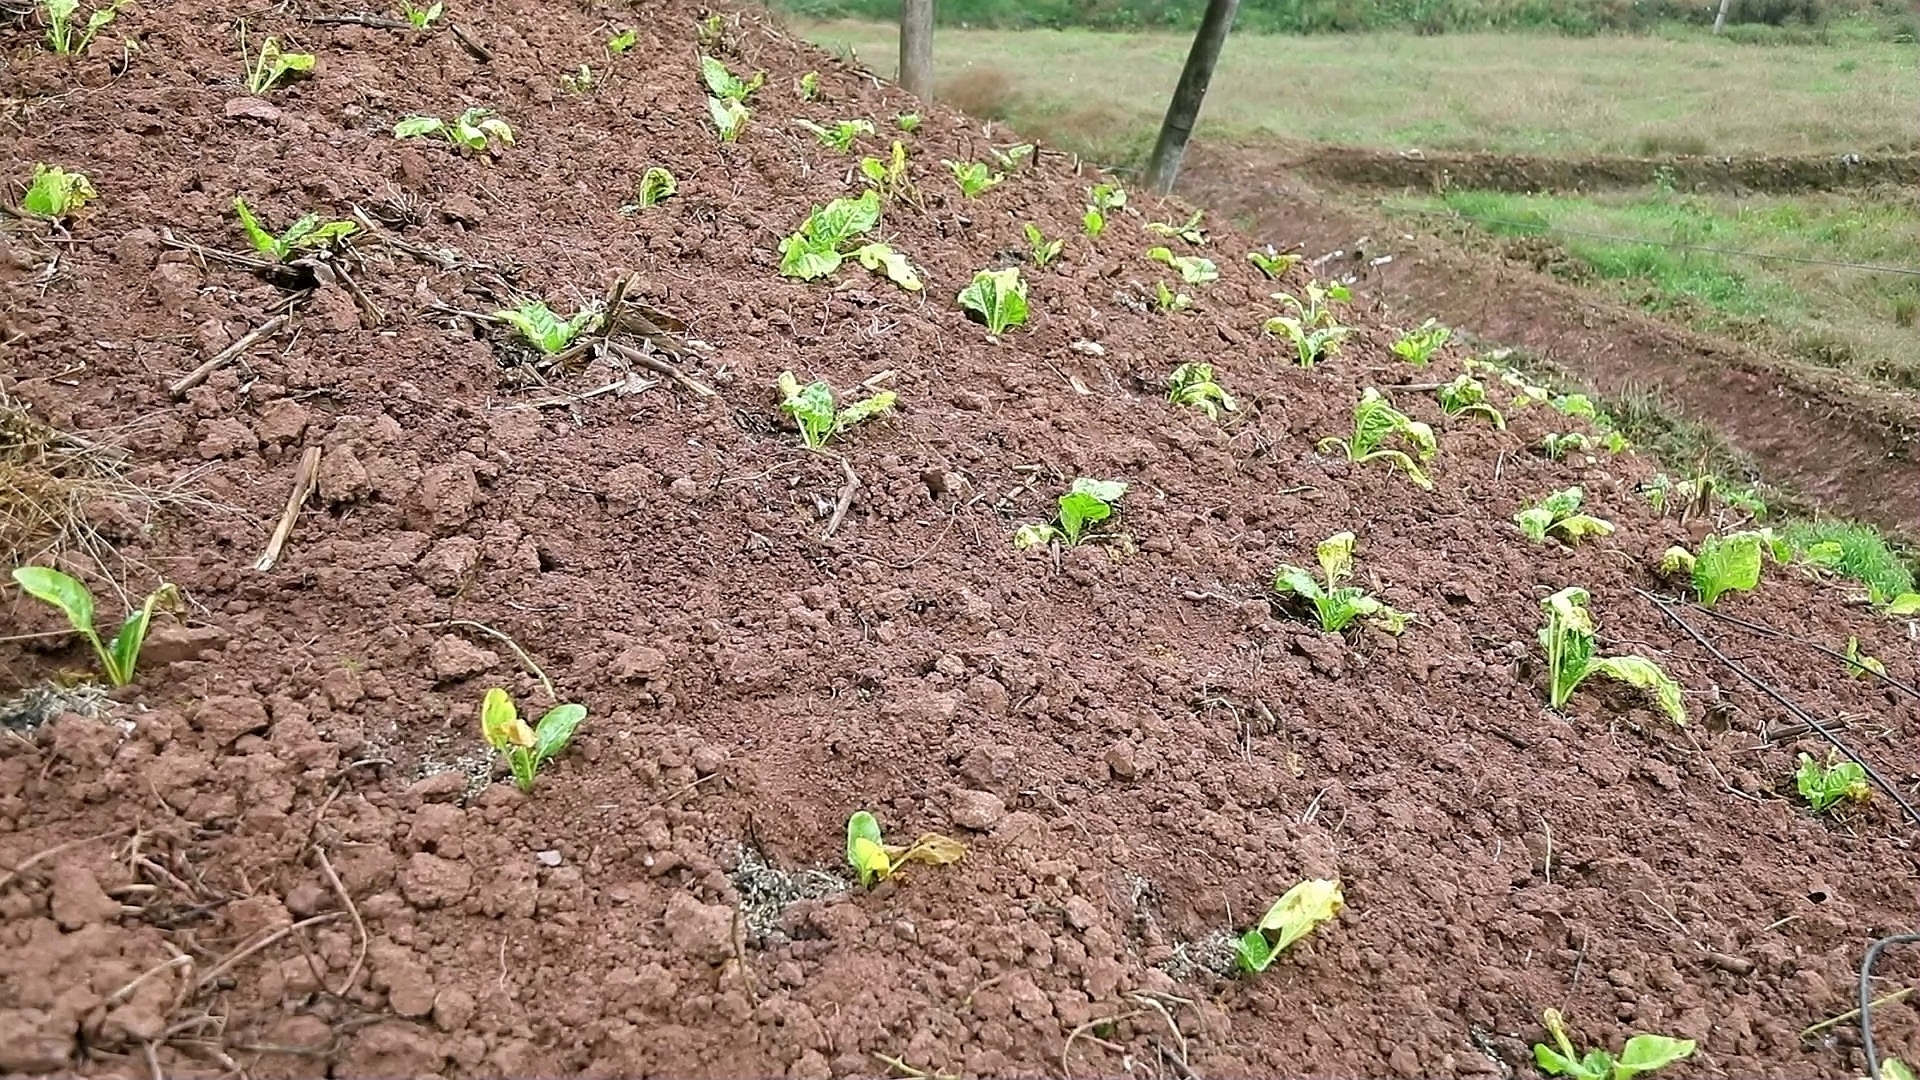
[794, 19, 1915, 159]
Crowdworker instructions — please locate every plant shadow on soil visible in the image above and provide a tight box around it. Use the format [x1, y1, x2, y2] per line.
[0, 2, 1918, 1078]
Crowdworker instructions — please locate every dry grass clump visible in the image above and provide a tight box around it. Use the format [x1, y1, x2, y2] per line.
[0, 391, 157, 575]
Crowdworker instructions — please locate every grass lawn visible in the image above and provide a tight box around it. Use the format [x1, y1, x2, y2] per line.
[791, 19, 1916, 160]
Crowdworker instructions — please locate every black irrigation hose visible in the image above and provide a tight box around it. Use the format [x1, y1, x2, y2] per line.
[1681, 603, 1920, 705]
[1860, 933, 1920, 1080]
[1637, 590, 1920, 829]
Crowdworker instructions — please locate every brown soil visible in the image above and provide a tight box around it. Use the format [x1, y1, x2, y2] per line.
[1181, 142, 1920, 538]
[3, 5, 1920, 1080]
[1271, 144, 1920, 195]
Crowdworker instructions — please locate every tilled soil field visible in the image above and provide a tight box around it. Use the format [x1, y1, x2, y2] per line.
[2, 2, 1918, 1077]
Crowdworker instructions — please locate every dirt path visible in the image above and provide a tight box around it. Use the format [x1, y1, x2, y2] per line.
[1180, 142, 1920, 536]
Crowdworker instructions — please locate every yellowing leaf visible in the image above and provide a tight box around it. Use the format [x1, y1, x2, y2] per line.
[890, 832, 965, 867]
[480, 687, 535, 751]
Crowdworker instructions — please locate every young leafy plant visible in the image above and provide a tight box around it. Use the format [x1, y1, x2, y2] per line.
[845, 811, 964, 888]
[699, 54, 763, 101]
[1152, 281, 1193, 314]
[1433, 374, 1506, 428]
[1013, 478, 1128, 549]
[986, 142, 1034, 171]
[1658, 531, 1765, 607]
[19, 164, 96, 219]
[1795, 750, 1870, 813]
[1083, 182, 1124, 237]
[1317, 389, 1437, 490]
[40, 0, 120, 54]
[606, 27, 635, 52]
[241, 34, 315, 95]
[1272, 532, 1413, 634]
[561, 64, 595, 95]
[1024, 223, 1063, 268]
[707, 96, 749, 142]
[1391, 318, 1452, 365]
[1886, 593, 1920, 618]
[1247, 247, 1301, 280]
[494, 299, 601, 354]
[852, 242, 922, 291]
[1148, 246, 1218, 285]
[858, 140, 914, 202]
[1265, 281, 1352, 366]
[400, 0, 442, 29]
[11, 567, 176, 687]
[1167, 362, 1235, 420]
[1235, 878, 1343, 973]
[479, 687, 586, 794]
[1144, 209, 1206, 245]
[958, 267, 1028, 335]
[778, 190, 880, 279]
[696, 11, 725, 47]
[1539, 587, 1686, 723]
[232, 197, 356, 259]
[796, 117, 873, 152]
[893, 112, 921, 131]
[797, 70, 820, 99]
[1533, 1009, 1695, 1080]
[631, 166, 676, 209]
[1843, 635, 1885, 679]
[775, 371, 897, 451]
[1516, 487, 1615, 546]
[943, 160, 1002, 198]
[1542, 431, 1592, 461]
[394, 108, 514, 152]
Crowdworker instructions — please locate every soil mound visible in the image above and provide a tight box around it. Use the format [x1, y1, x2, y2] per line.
[2, 3, 1916, 1078]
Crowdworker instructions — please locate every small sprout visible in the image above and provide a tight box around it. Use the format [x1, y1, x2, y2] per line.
[631, 166, 676, 210]
[232, 197, 355, 259]
[1658, 531, 1765, 607]
[696, 11, 725, 47]
[958, 267, 1028, 335]
[858, 141, 914, 202]
[1390, 318, 1451, 365]
[1882, 1059, 1919, 1080]
[796, 117, 874, 152]
[797, 70, 821, 99]
[845, 811, 964, 888]
[479, 687, 586, 794]
[241, 32, 315, 96]
[394, 108, 514, 152]
[1532, 1009, 1695, 1080]
[1143, 209, 1205, 245]
[775, 371, 897, 451]
[1273, 532, 1413, 634]
[1885, 592, 1920, 617]
[1264, 281, 1352, 366]
[1550, 392, 1599, 420]
[1247, 247, 1301, 280]
[1843, 635, 1886, 679]
[852, 242, 922, 291]
[606, 27, 636, 53]
[1014, 478, 1127, 549]
[1024, 223, 1063, 268]
[1515, 487, 1615, 546]
[1152, 281, 1192, 314]
[19, 164, 96, 219]
[1794, 750, 1870, 815]
[1542, 431, 1592, 461]
[707, 96, 749, 143]
[1082, 207, 1106, 238]
[1167, 362, 1234, 419]
[893, 112, 921, 131]
[778, 190, 880, 280]
[1148, 246, 1218, 284]
[1539, 587, 1686, 723]
[987, 142, 1034, 171]
[10, 567, 177, 687]
[400, 0, 442, 30]
[41, 0, 121, 54]
[494, 299, 602, 354]
[1317, 389, 1437, 490]
[700, 54, 763, 101]
[561, 64, 595, 94]
[943, 160, 1003, 199]
[1235, 878, 1343, 973]
[1435, 374, 1507, 428]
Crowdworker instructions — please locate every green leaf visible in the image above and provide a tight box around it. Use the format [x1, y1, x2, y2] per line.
[776, 371, 837, 449]
[1315, 531, 1356, 587]
[1013, 523, 1057, 550]
[494, 300, 600, 354]
[1693, 532, 1763, 606]
[232, 197, 281, 256]
[532, 703, 587, 766]
[1273, 568, 1325, 603]
[852, 243, 921, 291]
[778, 238, 842, 280]
[12, 566, 97, 638]
[845, 811, 889, 887]
[1056, 478, 1126, 544]
[1516, 505, 1554, 544]
[607, 27, 636, 52]
[480, 687, 533, 752]
[700, 54, 762, 100]
[957, 268, 1029, 335]
[102, 584, 172, 687]
[707, 96, 748, 141]
[1082, 208, 1105, 237]
[1554, 515, 1615, 542]
[1883, 592, 1920, 617]
[1881, 1059, 1919, 1080]
[635, 166, 677, 208]
[1590, 655, 1688, 724]
[1612, 1034, 1695, 1078]
[1348, 390, 1401, 458]
[1533, 1043, 1602, 1080]
[393, 116, 445, 139]
[1237, 878, 1343, 973]
[1540, 587, 1597, 710]
[834, 389, 897, 435]
[22, 164, 97, 217]
[1234, 928, 1278, 973]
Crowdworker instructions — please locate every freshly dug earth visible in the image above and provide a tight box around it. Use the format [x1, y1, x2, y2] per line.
[3, 3, 1919, 1078]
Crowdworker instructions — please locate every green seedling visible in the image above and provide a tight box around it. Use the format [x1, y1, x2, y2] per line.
[943, 160, 1002, 198]
[606, 27, 636, 53]
[1272, 531, 1412, 634]
[893, 112, 921, 131]
[778, 190, 879, 279]
[1658, 531, 1765, 607]
[400, 0, 442, 29]
[1886, 593, 1920, 617]
[394, 108, 514, 152]
[561, 64, 595, 94]
[1024, 223, 1063, 268]
[796, 117, 873, 152]
[1533, 1009, 1695, 1080]
[1152, 281, 1192, 314]
[1881, 1058, 1919, 1080]
[696, 12, 724, 47]
[1265, 281, 1352, 366]
[1391, 318, 1451, 365]
[1539, 587, 1686, 723]
[1550, 392, 1599, 420]
[1435, 374, 1507, 428]
[479, 687, 586, 794]
[776, 371, 896, 451]
[1090, 182, 1126, 212]
[797, 70, 820, 99]
[240, 33, 315, 95]
[630, 166, 676, 210]
[1167, 362, 1234, 420]
[1144, 209, 1205, 245]
[1516, 487, 1615, 546]
[232, 197, 356, 259]
[845, 811, 964, 888]
[707, 96, 749, 143]
[987, 142, 1034, 171]
[40, 0, 120, 54]
[1842, 636, 1885, 679]
[11, 567, 176, 687]
[700, 54, 763, 101]
[858, 140, 914, 202]
[1014, 478, 1127, 549]
[1148, 246, 1217, 285]
[1317, 389, 1437, 490]
[958, 267, 1028, 334]
[494, 299, 602, 354]
[1235, 878, 1343, 973]
[1083, 208, 1106, 238]
[1247, 247, 1301, 280]
[852, 242, 921, 291]
[19, 164, 96, 219]
[1794, 749, 1869, 812]
[1542, 432, 1592, 461]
